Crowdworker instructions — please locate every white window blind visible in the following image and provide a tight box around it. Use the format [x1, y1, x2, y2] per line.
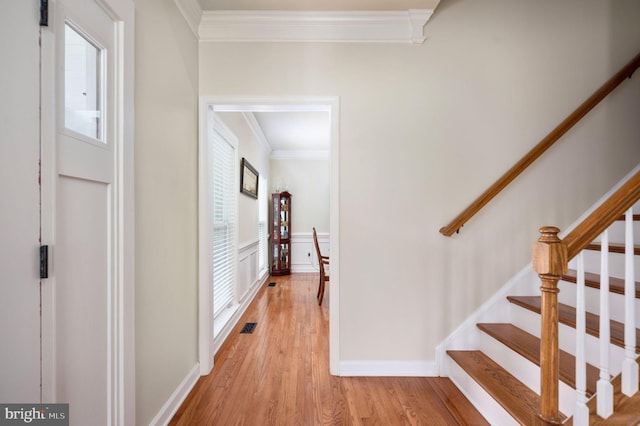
[258, 176, 267, 272]
[212, 126, 236, 320]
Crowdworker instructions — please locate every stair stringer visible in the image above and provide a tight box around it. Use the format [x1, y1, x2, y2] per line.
[435, 265, 540, 370]
[436, 266, 542, 423]
[442, 355, 520, 426]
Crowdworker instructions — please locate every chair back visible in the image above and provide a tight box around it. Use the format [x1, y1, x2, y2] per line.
[313, 227, 330, 305]
[312, 227, 322, 263]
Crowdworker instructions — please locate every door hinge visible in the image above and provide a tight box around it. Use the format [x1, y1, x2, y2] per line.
[40, 245, 49, 279]
[40, 0, 48, 26]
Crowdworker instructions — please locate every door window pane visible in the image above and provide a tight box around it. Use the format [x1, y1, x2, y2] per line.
[64, 23, 103, 141]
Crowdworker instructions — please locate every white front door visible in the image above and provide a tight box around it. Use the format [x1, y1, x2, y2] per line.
[40, 0, 135, 423]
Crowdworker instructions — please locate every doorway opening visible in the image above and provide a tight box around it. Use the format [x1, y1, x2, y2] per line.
[198, 97, 340, 376]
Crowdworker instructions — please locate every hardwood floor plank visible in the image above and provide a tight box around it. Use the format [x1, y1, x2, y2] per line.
[170, 273, 487, 425]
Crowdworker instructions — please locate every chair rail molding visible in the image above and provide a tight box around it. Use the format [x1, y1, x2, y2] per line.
[198, 9, 435, 44]
[291, 231, 330, 273]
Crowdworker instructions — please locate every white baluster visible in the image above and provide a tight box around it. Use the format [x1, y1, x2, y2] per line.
[597, 229, 613, 418]
[574, 252, 589, 425]
[622, 207, 639, 396]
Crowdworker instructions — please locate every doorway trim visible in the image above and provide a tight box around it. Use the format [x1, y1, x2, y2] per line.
[198, 96, 340, 375]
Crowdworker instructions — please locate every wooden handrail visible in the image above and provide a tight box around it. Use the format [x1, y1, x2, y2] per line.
[533, 169, 640, 422]
[440, 51, 640, 237]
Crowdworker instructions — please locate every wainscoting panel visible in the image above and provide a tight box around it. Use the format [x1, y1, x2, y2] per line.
[213, 239, 268, 356]
[238, 239, 259, 301]
[290, 232, 330, 273]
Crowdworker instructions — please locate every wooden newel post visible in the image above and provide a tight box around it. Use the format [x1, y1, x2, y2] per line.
[532, 226, 567, 424]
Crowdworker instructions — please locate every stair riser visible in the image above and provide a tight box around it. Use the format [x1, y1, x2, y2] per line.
[478, 332, 576, 416]
[590, 220, 640, 245]
[570, 250, 640, 280]
[443, 355, 520, 426]
[509, 303, 626, 374]
[558, 280, 640, 325]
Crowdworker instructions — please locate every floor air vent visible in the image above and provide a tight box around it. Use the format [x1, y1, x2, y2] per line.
[240, 322, 257, 334]
[268, 282, 277, 287]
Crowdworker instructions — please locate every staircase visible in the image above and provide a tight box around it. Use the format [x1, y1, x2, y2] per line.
[439, 173, 640, 425]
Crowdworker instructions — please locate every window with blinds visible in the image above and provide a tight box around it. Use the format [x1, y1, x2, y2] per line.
[258, 176, 267, 273]
[211, 125, 236, 320]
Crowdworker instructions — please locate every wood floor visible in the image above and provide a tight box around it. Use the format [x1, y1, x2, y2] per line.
[170, 273, 489, 425]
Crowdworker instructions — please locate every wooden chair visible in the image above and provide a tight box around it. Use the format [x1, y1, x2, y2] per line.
[312, 227, 329, 305]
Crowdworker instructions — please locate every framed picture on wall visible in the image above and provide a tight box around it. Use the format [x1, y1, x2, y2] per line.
[240, 157, 259, 198]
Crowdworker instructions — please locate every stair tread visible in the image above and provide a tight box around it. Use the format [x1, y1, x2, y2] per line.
[615, 213, 640, 221]
[447, 350, 564, 425]
[562, 269, 640, 299]
[477, 323, 600, 396]
[585, 243, 640, 255]
[507, 296, 640, 352]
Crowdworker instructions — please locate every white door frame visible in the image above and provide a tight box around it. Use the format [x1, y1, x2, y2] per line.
[0, 0, 41, 403]
[198, 96, 340, 376]
[39, 0, 135, 423]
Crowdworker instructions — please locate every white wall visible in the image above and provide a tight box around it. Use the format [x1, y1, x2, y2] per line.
[270, 158, 330, 234]
[135, 0, 199, 424]
[199, 0, 640, 365]
[270, 158, 330, 273]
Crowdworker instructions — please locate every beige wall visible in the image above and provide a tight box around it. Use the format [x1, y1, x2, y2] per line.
[200, 0, 640, 362]
[270, 158, 330, 234]
[135, 0, 199, 423]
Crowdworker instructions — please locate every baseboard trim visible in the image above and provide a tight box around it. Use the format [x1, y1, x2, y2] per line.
[291, 265, 320, 273]
[339, 360, 437, 377]
[150, 363, 200, 426]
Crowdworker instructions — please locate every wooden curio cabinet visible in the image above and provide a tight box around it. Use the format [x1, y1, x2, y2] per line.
[271, 191, 291, 275]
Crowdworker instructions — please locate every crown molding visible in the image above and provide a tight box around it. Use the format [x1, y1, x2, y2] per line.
[174, 0, 203, 38]
[199, 9, 434, 44]
[271, 150, 329, 160]
[241, 112, 273, 155]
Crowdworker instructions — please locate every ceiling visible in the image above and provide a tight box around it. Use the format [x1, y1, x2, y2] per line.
[213, 104, 333, 156]
[253, 111, 330, 154]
